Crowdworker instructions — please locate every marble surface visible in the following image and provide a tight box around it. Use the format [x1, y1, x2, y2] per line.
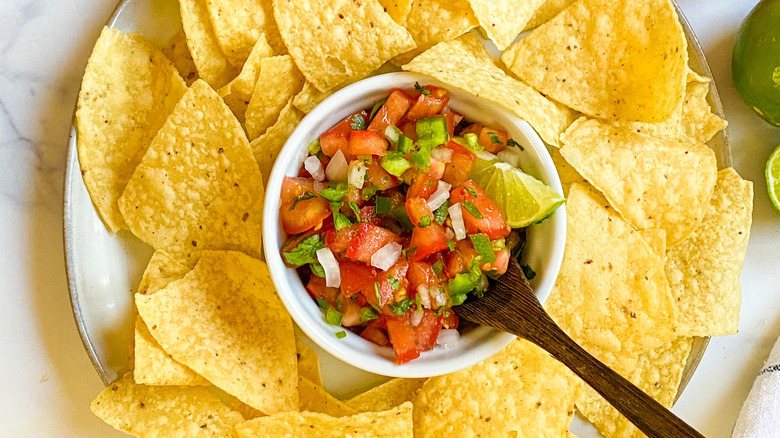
[1, 0, 779, 436]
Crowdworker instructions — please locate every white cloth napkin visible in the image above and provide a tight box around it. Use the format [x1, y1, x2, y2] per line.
[732, 336, 780, 437]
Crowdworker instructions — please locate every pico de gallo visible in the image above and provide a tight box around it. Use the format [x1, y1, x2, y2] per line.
[280, 83, 530, 364]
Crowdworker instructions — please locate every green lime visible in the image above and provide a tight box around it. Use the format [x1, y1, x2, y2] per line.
[470, 156, 565, 228]
[766, 143, 780, 212]
[732, 0, 780, 127]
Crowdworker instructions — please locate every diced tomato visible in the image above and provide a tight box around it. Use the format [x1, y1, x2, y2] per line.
[325, 224, 359, 254]
[409, 223, 449, 261]
[280, 177, 331, 235]
[349, 130, 389, 156]
[405, 197, 433, 227]
[444, 111, 456, 137]
[306, 276, 340, 308]
[340, 260, 378, 298]
[319, 119, 352, 158]
[346, 223, 403, 264]
[441, 311, 459, 329]
[386, 314, 420, 364]
[414, 309, 443, 352]
[375, 260, 409, 309]
[406, 86, 449, 121]
[460, 122, 482, 137]
[442, 140, 475, 186]
[407, 169, 440, 199]
[399, 120, 418, 141]
[339, 296, 363, 327]
[366, 161, 398, 190]
[482, 247, 510, 275]
[359, 206, 382, 225]
[450, 180, 511, 239]
[446, 240, 478, 277]
[407, 261, 439, 292]
[367, 314, 388, 330]
[478, 127, 509, 154]
[360, 325, 389, 346]
[368, 89, 414, 133]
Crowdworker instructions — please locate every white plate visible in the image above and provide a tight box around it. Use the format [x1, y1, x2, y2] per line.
[63, 0, 730, 435]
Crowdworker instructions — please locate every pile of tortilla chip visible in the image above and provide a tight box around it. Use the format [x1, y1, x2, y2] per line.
[75, 0, 752, 436]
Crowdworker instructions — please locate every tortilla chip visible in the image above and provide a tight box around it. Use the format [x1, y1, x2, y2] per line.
[394, 0, 478, 64]
[218, 35, 276, 122]
[136, 250, 190, 296]
[577, 337, 694, 438]
[467, 0, 546, 50]
[299, 377, 358, 417]
[665, 168, 753, 336]
[345, 378, 426, 413]
[136, 251, 298, 414]
[273, 0, 416, 92]
[250, 98, 304, 186]
[293, 82, 333, 114]
[413, 338, 580, 437]
[560, 117, 718, 245]
[296, 339, 322, 387]
[118, 80, 264, 266]
[549, 146, 585, 196]
[235, 402, 413, 437]
[91, 373, 243, 437]
[205, 0, 274, 67]
[179, 0, 239, 88]
[161, 31, 200, 85]
[680, 79, 728, 144]
[403, 33, 575, 146]
[378, 0, 413, 24]
[544, 184, 677, 369]
[524, 0, 576, 30]
[134, 316, 208, 386]
[502, 0, 688, 123]
[230, 398, 266, 420]
[638, 229, 668, 262]
[76, 27, 187, 232]
[245, 55, 305, 140]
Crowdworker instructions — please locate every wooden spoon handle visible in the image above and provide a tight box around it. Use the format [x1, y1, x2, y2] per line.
[505, 315, 703, 438]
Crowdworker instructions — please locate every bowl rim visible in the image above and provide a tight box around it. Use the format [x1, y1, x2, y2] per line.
[262, 71, 566, 377]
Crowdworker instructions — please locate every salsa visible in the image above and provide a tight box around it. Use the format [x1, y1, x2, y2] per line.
[280, 83, 527, 364]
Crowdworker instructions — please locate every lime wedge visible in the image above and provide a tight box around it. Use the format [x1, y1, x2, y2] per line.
[766, 143, 780, 212]
[469, 157, 565, 228]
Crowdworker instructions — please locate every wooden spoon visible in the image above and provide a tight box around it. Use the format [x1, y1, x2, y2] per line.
[454, 257, 704, 438]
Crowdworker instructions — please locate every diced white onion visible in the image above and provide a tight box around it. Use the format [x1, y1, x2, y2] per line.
[453, 113, 463, 125]
[426, 180, 452, 212]
[313, 180, 327, 192]
[417, 285, 432, 309]
[370, 242, 402, 271]
[384, 125, 401, 144]
[436, 329, 460, 348]
[431, 287, 447, 308]
[316, 248, 341, 288]
[326, 149, 349, 181]
[497, 148, 523, 168]
[448, 202, 467, 240]
[348, 160, 367, 189]
[431, 147, 453, 163]
[304, 156, 326, 181]
[410, 310, 424, 327]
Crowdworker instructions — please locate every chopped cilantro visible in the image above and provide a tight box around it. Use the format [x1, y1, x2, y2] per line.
[465, 186, 478, 197]
[522, 264, 537, 280]
[316, 297, 329, 310]
[289, 191, 317, 210]
[374, 282, 382, 306]
[432, 260, 444, 276]
[387, 275, 401, 290]
[415, 294, 423, 312]
[419, 215, 431, 227]
[461, 201, 483, 219]
[389, 297, 412, 316]
[433, 200, 449, 225]
[361, 185, 379, 200]
[350, 113, 367, 130]
[348, 201, 361, 222]
[369, 97, 388, 120]
[308, 139, 321, 155]
[447, 240, 455, 251]
[487, 131, 502, 144]
[319, 186, 347, 202]
[470, 234, 496, 263]
[359, 307, 379, 322]
[310, 262, 326, 278]
[507, 138, 524, 150]
[283, 234, 324, 266]
[335, 331, 347, 339]
[330, 202, 351, 230]
[414, 82, 431, 95]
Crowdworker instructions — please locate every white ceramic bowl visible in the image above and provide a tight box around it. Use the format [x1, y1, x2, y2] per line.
[263, 72, 566, 378]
